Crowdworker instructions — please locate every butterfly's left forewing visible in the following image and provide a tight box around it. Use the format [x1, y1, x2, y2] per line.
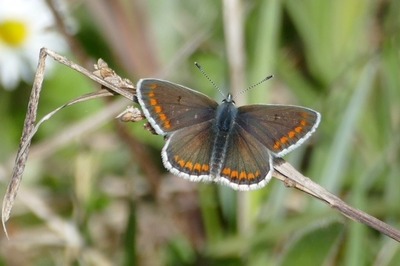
[237, 105, 321, 157]
[137, 79, 218, 135]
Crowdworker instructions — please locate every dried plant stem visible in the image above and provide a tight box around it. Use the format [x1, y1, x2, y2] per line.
[1, 48, 134, 238]
[273, 158, 400, 242]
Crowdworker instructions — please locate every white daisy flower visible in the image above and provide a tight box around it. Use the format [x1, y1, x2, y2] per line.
[0, 0, 67, 90]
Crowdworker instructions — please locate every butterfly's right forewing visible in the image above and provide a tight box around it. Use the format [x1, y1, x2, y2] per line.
[137, 79, 218, 135]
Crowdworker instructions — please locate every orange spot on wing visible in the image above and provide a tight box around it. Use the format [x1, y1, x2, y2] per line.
[239, 171, 247, 180]
[273, 141, 281, 150]
[248, 173, 255, 180]
[150, 99, 157, 106]
[295, 126, 303, 133]
[194, 163, 201, 172]
[150, 83, 158, 89]
[255, 171, 260, 178]
[280, 136, 289, 144]
[174, 155, 185, 168]
[178, 160, 185, 167]
[202, 164, 209, 171]
[148, 92, 155, 97]
[231, 171, 238, 179]
[159, 113, 167, 121]
[173, 156, 183, 166]
[164, 121, 171, 129]
[222, 168, 231, 176]
[288, 131, 296, 138]
[300, 120, 307, 126]
[154, 106, 162, 113]
[184, 161, 193, 170]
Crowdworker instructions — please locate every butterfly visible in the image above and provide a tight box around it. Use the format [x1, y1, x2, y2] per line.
[137, 79, 320, 190]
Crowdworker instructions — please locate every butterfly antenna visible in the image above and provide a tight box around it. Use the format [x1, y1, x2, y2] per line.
[240, 75, 273, 95]
[194, 62, 225, 97]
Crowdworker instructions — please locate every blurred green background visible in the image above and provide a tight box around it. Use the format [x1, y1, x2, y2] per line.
[1, 0, 400, 265]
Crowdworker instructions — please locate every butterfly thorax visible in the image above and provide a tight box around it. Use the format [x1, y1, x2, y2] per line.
[210, 95, 238, 177]
[214, 94, 237, 132]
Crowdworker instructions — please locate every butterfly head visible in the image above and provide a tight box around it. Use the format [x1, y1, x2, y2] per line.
[223, 93, 235, 104]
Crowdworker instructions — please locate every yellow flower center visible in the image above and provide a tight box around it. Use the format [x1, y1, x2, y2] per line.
[0, 20, 28, 47]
